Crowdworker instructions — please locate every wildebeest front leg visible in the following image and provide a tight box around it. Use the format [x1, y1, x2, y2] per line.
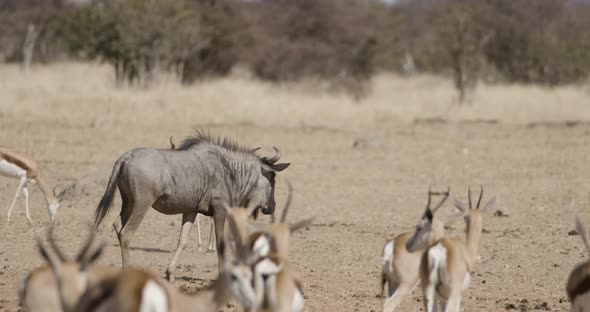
[166, 212, 197, 282]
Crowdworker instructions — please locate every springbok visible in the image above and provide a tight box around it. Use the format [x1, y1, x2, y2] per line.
[170, 136, 216, 254]
[0, 146, 63, 223]
[382, 187, 453, 312]
[21, 227, 117, 312]
[420, 186, 497, 312]
[224, 182, 312, 312]
[93, 132, 290, 281]
[567, 215, 590, 311]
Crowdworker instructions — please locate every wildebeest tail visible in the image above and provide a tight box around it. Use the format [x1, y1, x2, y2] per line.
[93, 157, 125, 228]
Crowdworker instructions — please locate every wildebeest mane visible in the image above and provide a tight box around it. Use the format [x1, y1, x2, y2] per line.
[177, 130, 255, 156]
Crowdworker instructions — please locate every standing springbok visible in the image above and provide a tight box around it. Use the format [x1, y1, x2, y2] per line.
[93, 132, 290, 281]
[382, 187, 452, 312]
[224, 182, 312, 312]
[22, 227, 117, 312]
[0, 146, 63, 223]
[420, 186, 497, 312]
[567, 215, 590, 311]
[170, 136, 216, 254]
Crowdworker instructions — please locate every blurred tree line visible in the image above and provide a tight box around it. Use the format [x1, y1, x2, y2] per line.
[1, 0, 589, 96]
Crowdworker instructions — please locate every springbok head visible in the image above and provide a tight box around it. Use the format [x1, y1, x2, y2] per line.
[450, 186, 497, 234]
[406, 187, 451, 252]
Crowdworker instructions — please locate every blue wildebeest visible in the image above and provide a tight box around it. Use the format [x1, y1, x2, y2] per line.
[93, 132, 290, 281]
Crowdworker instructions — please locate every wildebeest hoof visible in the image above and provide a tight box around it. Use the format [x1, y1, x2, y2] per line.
[206, 249, 216, 255]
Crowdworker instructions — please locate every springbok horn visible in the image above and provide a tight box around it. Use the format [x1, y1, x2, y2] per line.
[279, 179, 294, 223]
[476, 185, 484, 209]
[432, 187, 450, 213]
[468, 187, 472, 209]
[48, 226, 67, 262]
[267, 146, 281, 164]
[76, 227, 97, 262]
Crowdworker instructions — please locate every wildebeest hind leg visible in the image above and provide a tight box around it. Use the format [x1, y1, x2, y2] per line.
[116, 199, 151, 269]
[166, 212, 197, 282]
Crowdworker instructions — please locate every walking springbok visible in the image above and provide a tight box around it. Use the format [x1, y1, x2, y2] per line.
[420, 186, 497, 312]
[170, 136, 216, 254]
[567, 215, 590, 311]
[22, 227, 117, 312]
[93, 132, 290, 281]
[0, 146, 63, 223]
[382, 187, 454, 312]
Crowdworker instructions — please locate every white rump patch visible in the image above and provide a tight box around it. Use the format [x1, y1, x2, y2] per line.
[253, 235, 271, 258]
[139, 281, 168, 312]
[292, 288, 305, 312]
[0, 159, 27, 178]
[428, 243, 448, 297]
[382, 240, 394, 273]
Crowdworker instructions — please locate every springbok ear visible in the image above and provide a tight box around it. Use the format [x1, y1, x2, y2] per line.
[451, 194, 467, 212]
[482, 195, 498, 212]
[271, 163, 290, 172]
[37, 239, 62, 275]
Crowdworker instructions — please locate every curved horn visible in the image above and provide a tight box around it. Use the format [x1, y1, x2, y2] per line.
[476, 185, 484, 209]
[266, 146, 281, 165]
[251, 147, 261, 153]
[468, 187, 472, 209]
[76, 227, 97, 262]
[48, 226, 67, 262]
[279, 179, 294, 223]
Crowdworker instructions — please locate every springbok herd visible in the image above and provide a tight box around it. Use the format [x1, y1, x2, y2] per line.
[1, 132, 589, 311]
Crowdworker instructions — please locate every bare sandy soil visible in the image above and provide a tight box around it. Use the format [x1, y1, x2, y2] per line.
[1, 63, 590, 311]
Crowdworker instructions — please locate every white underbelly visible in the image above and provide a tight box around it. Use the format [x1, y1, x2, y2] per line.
[0, 159, 27, 178]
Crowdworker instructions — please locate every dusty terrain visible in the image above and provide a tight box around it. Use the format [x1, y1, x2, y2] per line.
[1, 63, 590, 311]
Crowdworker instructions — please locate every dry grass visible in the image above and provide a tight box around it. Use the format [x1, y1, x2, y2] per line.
[1, 62, 589, 132]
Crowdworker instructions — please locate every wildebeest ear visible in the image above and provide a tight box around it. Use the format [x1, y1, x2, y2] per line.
[271, 163, 290, 172]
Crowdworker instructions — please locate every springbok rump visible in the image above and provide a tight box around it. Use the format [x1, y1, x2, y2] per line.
[93, 132, 290, 281]
[0, 146, 64, 223]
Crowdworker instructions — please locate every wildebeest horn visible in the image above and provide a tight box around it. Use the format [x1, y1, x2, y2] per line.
[48, 226, 67, 262]
[266, 146, 281, 165]
[251, 147, 261, 153]
[279, 179, 293, 223]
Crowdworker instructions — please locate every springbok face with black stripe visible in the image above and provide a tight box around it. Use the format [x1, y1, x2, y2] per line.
[567, 215, 590, 311]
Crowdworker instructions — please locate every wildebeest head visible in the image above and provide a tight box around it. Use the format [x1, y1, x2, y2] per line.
[257, 146, 290, 215]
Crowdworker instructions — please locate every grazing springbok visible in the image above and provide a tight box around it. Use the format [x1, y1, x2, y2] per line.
[0, 146, 63, 223]
[93, 132, 290, 281]
[382, 187, 453, 312]
[170, 136, 216, 254]
[420, 186, 497, 312]
[567, 215, 590, 311]
[22, 227, 117, 312]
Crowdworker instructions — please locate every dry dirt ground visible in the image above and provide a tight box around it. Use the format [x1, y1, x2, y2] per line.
[1, 63, 590, 311]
